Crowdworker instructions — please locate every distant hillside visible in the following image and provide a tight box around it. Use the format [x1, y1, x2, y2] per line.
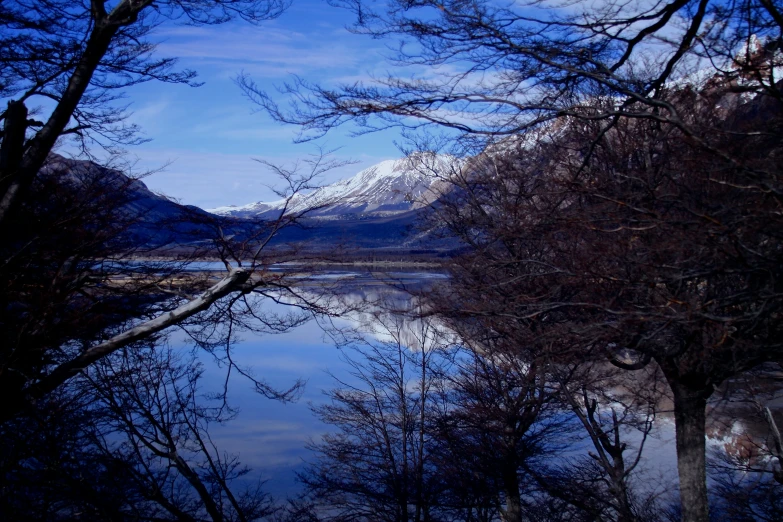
[206, 154, 461, 253]
[40, 155, 226, 248]
[37, 154, 462, 255]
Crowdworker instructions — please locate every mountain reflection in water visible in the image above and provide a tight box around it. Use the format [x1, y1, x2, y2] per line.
[169, 269, 447, 495]
[169, 269, 780, 502]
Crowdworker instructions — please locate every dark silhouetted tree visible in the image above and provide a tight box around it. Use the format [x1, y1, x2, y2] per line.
[298, 305, 449, 522]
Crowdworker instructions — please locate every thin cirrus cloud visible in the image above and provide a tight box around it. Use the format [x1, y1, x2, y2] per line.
[125, 100, 171, 130]
[155, 24, 370, 78]
[99, 4, 406, 208]
[186, 106, 300, 142]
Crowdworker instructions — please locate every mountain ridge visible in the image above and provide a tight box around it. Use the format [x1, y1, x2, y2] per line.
[208, 154, 458, 220]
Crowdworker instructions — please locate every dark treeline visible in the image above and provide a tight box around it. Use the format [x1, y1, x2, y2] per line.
[0, 1, 342, 519]
[287, 303, 673, 522]
[283, 55, 783, 517]
[247, 0, 783, 519]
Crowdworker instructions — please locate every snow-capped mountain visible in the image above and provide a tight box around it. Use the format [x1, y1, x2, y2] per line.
[209, 154, 458, 220]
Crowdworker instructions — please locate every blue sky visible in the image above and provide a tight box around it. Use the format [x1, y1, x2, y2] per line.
[102, 1, 405, 209]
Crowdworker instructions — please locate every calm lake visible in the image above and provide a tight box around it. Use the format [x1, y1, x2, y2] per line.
[169, 268, 771, 503]
[172, 269, 451, 496]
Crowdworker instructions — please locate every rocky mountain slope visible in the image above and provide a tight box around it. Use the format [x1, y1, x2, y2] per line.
[209, 154, 457, 220]
[205, 154, 462, 252]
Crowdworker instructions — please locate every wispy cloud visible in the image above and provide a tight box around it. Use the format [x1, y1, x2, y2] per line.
[131, 148, 290, 207]
[126, 100, 171, 132]
[155, 24, 367, 78]
[97, 3, 408, 209]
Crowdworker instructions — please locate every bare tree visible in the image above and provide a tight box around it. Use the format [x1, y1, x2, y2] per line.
[433, 325, 577, 522]
[85, 344, 279, 522]
[0, 147, 353, 423]
[297, 301, 449, 522]
[0, 0, 291, 222]
[541, 363, 672, 522]
[246, 0, 782, 149]
[0, 340, 281, 521]
[0, 0, 321, 411]
[244, 6, 783, 518]
[400, 70, 782, 521]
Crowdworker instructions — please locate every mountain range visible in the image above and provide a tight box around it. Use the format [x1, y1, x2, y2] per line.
[206, 154, 459, 253]
[40, 155, 222, 248]
[40, 153, 459, 254]
[209, 154, 455, 220]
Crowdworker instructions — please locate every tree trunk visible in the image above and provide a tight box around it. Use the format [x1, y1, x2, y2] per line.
[172, 453, 226, 522]
[671, 382, 709, 522]
[0, 101, 28, 194]
[612, 474, 635, 522]
[500, 459, 522, 522]
[0, 22, 118, 225]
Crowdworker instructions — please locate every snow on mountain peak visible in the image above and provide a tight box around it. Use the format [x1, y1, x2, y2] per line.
[209, 153, 460, 219]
